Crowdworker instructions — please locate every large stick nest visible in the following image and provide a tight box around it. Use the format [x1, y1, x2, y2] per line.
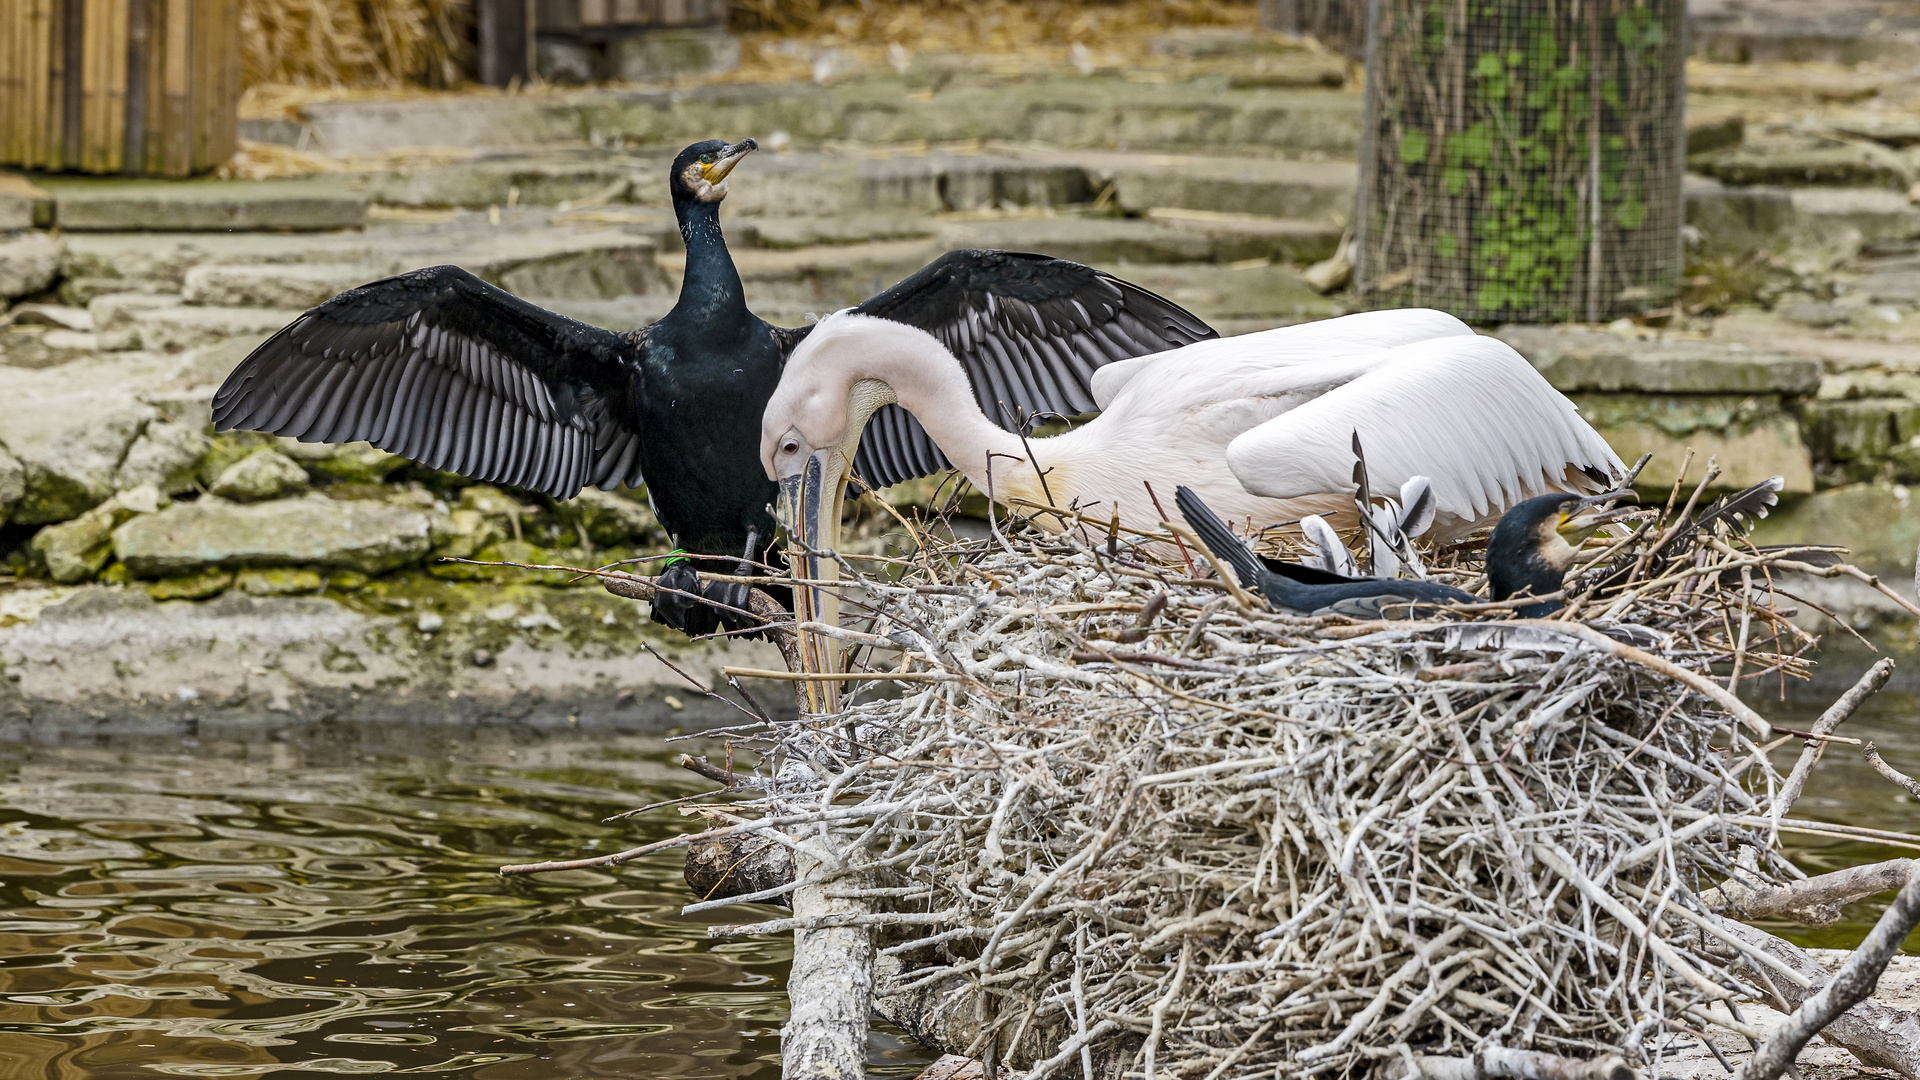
[693, 477, 1904, 1076]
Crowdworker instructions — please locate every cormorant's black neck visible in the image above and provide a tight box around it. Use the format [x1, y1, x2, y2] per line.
[671, 196, 748, 328]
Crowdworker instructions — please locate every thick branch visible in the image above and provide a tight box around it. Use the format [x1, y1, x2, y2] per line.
[600, 571, 801, 672]
[783, 849, 873, 1080]
[1719, 920, 1920, 1079]
[1702, 859, 1915, 928]
[1867, 743, 1920, 798]
[1771, 659, 1895, 829]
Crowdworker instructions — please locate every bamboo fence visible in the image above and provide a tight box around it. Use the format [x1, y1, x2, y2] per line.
[0, 0, 240, 176]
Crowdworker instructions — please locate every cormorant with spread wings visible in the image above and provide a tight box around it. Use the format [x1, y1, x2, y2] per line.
[211, 138, 1214, 636]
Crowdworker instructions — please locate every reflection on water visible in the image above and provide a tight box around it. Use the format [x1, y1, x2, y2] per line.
[0, 725, 934, 1079]
[0, 645, 1912, 1078]
[1756, 642, 1920, 953]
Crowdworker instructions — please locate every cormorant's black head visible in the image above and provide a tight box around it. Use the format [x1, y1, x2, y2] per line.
[1487, 492, 1630, 616]
[670, 138, 757, 205]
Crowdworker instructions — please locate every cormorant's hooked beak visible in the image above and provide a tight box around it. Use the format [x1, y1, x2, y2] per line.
[1558, 490, 1639, 544]
[703, 138, 757, 185]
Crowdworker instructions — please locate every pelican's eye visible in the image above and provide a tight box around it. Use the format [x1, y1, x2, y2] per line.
[699, 153, 715, 165]
[781, 440, 800, 456]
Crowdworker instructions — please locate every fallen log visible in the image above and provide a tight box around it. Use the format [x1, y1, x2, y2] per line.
[1701, 859, 1914, 927]
[1719, 919, 1920, 1079]
[783, 849, 872, 1080]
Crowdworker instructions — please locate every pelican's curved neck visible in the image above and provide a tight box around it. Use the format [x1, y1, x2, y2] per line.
[818, 320, 1052, 507]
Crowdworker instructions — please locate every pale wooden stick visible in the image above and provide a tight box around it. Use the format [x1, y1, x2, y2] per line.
[1769, 658, 1895, 842]
[1866, 743, 1920, 798]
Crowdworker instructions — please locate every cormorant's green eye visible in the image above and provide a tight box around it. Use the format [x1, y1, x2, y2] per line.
[699, 154, 714, 165]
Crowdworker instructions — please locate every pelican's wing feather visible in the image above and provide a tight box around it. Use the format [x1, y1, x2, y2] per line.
[841, 250, 1215, 489]
[1224, 335, 1623, 526]
[1091, 308, 1476, 409]
[211, 265, 645, 499]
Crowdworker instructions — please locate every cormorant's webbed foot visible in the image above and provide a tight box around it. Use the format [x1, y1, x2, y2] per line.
[650, 560, 721, 638]
[704, 578, 763, 636]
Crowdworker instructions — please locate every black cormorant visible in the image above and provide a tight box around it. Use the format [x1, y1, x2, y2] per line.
[1177, 485, 1478, 619]
[211, 138, 1216, 636]
[1486, 492, 1629, 616]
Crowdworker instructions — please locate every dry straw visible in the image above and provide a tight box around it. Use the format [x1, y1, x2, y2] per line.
[238, 0, 469, 88]
[510, 465, 1920, 1076]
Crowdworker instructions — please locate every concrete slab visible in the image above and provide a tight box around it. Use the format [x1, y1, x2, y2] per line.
[287, 79, 1365, 157]
[1692, 143, 1911, 191]
[1016, 149, 1358, 220]
[1570, 391, 1817, 493]
[1690, 0, 1920, 65]
[934, 213, 1342, 266]
[183, 264, 387, 310]
[0, 173, 53, 231]
[42, 179, 368, 232]
[1496, 325, 1824, 395]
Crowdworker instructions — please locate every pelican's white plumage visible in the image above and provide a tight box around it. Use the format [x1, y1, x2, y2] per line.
[762, 308, 1624, 544]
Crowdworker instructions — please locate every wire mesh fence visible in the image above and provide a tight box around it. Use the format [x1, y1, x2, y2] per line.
[1354, 0, 1687, 323]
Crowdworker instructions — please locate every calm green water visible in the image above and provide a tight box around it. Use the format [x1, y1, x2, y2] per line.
[0, 724, 934, 1079]
[0, 645, 1912, 1078]
[1757, 642, 1920, 953]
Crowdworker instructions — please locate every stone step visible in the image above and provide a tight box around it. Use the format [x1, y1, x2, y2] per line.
[183, 263, 390, 310]
[0, 173, 53, 230]
[347, 153, 636, 210]
[1495, 324, 1820, 494]
[281, 79, 1366, 157]
[656, 238, 940, 307]
[654, 230, 1343, 324]
[1689, 0, 1920, 66]
[65, 217, 667, 308]
[1685, 177, 1920, 255]
[1014, 149, 1359, 220]
[935, 212, 1342, 266]
[1689, 142, 1912, 191]
[39, 178, 368, 232]
[132, 306, 305, 353]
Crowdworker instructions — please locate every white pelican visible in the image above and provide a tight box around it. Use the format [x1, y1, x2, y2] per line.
[765, 307, 1620, 544]
[759, 309, 1622, 701]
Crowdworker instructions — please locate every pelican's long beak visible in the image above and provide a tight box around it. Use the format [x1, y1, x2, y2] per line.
[778, 444, 851, 715]
[703, 138, 757, 185]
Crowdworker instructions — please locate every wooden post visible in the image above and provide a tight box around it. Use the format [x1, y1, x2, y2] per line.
[478, 0, 536, 87]
[783, 848, 873, 1080]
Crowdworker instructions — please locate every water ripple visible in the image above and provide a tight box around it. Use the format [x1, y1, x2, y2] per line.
[0, 727, 934, 1079]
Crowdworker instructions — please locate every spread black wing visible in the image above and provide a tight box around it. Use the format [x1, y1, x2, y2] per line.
[211, 266, 646, 499]
[808, 250, 1216, 490]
